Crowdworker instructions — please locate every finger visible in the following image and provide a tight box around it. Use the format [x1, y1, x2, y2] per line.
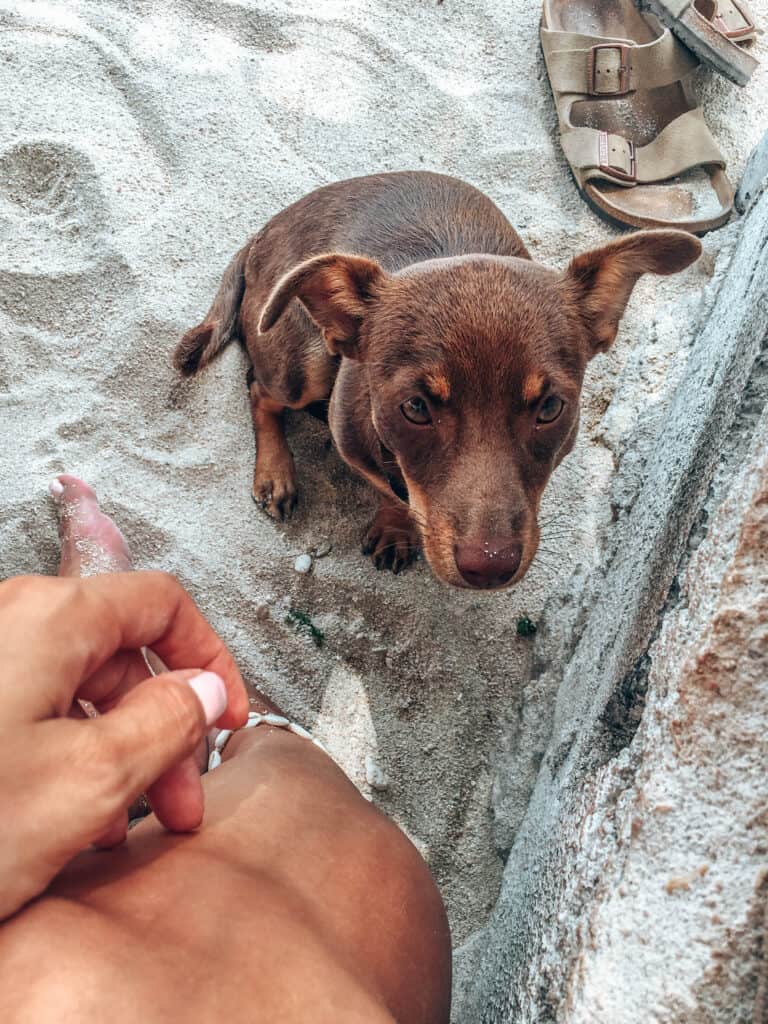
[4, 573, 248, 728]
[77, 652, 207, 833]
[88, 669, 226, 812]
[76, 649, 150, 712]
[75, 654, 207, 833]
[146, 755, 204, 833]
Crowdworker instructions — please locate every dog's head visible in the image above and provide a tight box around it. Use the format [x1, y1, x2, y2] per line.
[259, 231, 700, 589]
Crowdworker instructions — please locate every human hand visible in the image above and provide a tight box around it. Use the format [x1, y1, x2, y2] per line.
[0, 571, 248, 921]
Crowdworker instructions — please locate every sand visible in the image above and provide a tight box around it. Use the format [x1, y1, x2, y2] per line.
[1, 0, 766, 949]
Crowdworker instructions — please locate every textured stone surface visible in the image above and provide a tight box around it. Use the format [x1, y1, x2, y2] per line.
[457, 185, 768, 1021]
[561, 408, 768, 1022]
[736, 128, 768, 214]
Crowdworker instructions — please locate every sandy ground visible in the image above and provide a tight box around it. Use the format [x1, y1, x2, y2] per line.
[1, 0, 765, 946]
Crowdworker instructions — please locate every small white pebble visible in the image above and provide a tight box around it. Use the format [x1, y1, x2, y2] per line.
[49, 478, 64, 498]
[365, 755, 389, 792]
[294, 554, 312, 574]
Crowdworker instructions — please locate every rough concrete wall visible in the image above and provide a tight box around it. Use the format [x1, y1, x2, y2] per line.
[457, 181, 768, 1021]
[562, 394, 768, 1023]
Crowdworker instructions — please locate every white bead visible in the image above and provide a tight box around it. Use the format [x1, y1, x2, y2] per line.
[214, 729, 232, 751]
[288, 722, 312, 741]
[208, 749, 222, 771]
[312, 737, 328, 754]
[263, 713, 290, 727]
[248, 711, 262, 719]
[244, 717, 262, 729]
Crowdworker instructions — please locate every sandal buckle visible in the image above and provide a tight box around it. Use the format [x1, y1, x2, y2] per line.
[598, 132, 636, 183]
[588, 43, 632, 96]
[712, 1, 755, 39]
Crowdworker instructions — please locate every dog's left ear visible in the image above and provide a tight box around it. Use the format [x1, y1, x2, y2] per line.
[564, 230, 702, 354]
[258, 252, 387, 359]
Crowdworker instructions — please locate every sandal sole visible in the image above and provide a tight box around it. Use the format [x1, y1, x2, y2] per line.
[580, 175, 731, 235]
[642, 0, 757, 86]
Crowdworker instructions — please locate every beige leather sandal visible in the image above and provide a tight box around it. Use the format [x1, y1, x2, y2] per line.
[542, 0, 734, 234]
[643, 0, 759, 86]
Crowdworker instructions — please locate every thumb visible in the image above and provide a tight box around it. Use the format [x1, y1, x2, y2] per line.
[89, 669, 227, 813]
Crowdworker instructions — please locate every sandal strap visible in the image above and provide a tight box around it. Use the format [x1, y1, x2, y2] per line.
[710, 0, 758, 39]
[663, 0, 758, 39]
[561, 108, 726, 187]
[541, 27, 697, 96]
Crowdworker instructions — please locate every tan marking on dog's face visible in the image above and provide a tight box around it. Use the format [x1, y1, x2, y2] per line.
[403, 478, 457, 583]
[522, 372, 546, 405]
[423, 370, 451, 402]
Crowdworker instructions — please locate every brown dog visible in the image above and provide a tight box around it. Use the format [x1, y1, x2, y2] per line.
[175, 171, 700, 590]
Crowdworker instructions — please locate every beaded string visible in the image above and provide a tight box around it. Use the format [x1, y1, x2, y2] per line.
[208, 710, 328, 771]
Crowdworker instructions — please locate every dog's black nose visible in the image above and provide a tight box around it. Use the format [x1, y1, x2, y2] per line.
[454, 539, 522, 589]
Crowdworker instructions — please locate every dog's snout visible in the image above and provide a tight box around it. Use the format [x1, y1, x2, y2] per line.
[454, 538, 522, 589]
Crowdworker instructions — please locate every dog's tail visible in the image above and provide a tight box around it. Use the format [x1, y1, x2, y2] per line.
[173, 241, 251, 376]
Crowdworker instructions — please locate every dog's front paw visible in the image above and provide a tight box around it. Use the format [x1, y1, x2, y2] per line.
[361, 504, 419, 574]
[252, 457, 298, 521]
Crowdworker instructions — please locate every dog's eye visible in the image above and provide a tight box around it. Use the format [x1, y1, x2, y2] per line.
[537, 395, 564, 424]
[401, 396, 432, 425]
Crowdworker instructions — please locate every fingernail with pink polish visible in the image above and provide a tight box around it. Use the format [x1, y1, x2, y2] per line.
[188, 672, 228, 725]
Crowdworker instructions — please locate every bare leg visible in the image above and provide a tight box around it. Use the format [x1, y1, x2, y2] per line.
[250, 383, 298, 521]
[0, 479, 451, 1023]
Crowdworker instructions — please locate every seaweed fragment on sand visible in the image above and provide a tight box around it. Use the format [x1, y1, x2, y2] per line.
[516, 615, 537, 638]
[285, 607, 325, 648]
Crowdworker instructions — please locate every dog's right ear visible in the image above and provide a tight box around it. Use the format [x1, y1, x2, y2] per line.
[258, 252, 387, 359]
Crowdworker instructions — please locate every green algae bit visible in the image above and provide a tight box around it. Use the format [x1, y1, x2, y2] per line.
[516, 616, 537, 638]
[285, 608, 325, 648]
